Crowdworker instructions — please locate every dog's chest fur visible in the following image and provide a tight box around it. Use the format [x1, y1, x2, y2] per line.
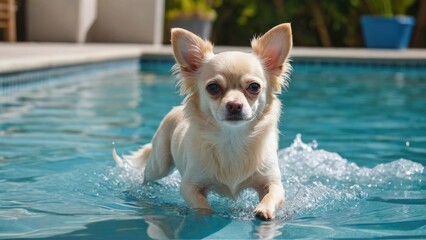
[186, 117, 277, 198]
[207, 130, 260, 194]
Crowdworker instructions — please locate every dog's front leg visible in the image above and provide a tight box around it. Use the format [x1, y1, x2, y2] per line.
[254, 182, 285, 220]
[180, 180, 212, 214]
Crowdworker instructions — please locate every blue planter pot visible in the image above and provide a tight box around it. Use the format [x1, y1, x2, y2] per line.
[360, 16, 415, 49]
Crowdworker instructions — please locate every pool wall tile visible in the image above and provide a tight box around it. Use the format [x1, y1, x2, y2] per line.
[1, 56, 426, 92]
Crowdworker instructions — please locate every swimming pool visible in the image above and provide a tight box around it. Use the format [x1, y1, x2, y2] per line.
[0, 60, 425, 239]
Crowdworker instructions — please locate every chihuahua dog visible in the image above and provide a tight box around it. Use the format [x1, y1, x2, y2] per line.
[113, 23, 292, 220]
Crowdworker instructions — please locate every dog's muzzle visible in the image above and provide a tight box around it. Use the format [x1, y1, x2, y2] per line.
[225, 101, 244, 121]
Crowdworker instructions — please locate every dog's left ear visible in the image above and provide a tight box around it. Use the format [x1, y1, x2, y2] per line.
[252, 23, 292, 92]
[171, 28, 213, 77]
[171, 28, 214, 95]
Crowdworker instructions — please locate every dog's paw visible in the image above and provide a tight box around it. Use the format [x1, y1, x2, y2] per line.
[254, 204, 275, 221]
[194, 207, 213, 216]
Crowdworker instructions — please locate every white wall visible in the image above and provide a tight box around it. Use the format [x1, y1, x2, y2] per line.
[26, 0, 97, 43]
[87, 0, 164, 44]
[78, 0, 97, 42]
[26, 0, 164, 44]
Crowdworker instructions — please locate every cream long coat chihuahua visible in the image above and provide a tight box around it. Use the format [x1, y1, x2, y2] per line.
[113, 23, 292, 220]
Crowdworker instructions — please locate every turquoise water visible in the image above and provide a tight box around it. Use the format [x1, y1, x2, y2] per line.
[0, 63, 425, 239]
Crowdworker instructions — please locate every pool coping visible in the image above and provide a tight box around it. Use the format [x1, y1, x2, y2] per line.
[1, 43, 426, 74]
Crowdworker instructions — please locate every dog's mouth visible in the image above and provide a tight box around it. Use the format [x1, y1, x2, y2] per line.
[225, 115, 244, 121]
[223, 113, 255, 123]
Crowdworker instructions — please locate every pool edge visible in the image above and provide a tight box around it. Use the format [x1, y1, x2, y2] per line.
[1, 44, 426, 75]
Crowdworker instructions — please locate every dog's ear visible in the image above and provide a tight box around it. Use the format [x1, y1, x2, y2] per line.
[251, 23, 292, 92]
[171, 28, 213, 78]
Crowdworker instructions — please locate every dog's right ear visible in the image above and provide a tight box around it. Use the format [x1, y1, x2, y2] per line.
[251, 23, 292, 93]
[171, 28, 213, 80]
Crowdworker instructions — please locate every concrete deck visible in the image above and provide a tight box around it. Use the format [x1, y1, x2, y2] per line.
[1, 43, 426, 73]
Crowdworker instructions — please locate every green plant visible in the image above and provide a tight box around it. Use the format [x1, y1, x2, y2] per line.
[166, 0, 222, 21]
[355, 0, 416, 17]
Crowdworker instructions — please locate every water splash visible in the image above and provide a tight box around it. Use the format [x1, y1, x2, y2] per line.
[106, 134, 424, 220]
[281, 134, 424, 189]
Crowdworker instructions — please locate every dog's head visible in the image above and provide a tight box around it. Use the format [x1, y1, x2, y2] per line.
[171, 23, 292, 128]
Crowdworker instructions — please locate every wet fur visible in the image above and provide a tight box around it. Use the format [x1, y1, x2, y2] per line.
[113, 23, 293, 220]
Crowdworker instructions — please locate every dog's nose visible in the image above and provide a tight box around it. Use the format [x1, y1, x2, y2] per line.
[226, 101, 243, 114]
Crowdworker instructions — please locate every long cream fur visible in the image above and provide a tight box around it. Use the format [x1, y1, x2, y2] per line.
[113, 23, 293, 220]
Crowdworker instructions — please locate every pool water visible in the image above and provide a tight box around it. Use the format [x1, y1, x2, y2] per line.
[0, 63, 425, 239]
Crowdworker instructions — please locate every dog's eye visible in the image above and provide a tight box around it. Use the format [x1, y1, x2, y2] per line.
[206, 83, 222, 95]
[247, 83, 261, 94]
